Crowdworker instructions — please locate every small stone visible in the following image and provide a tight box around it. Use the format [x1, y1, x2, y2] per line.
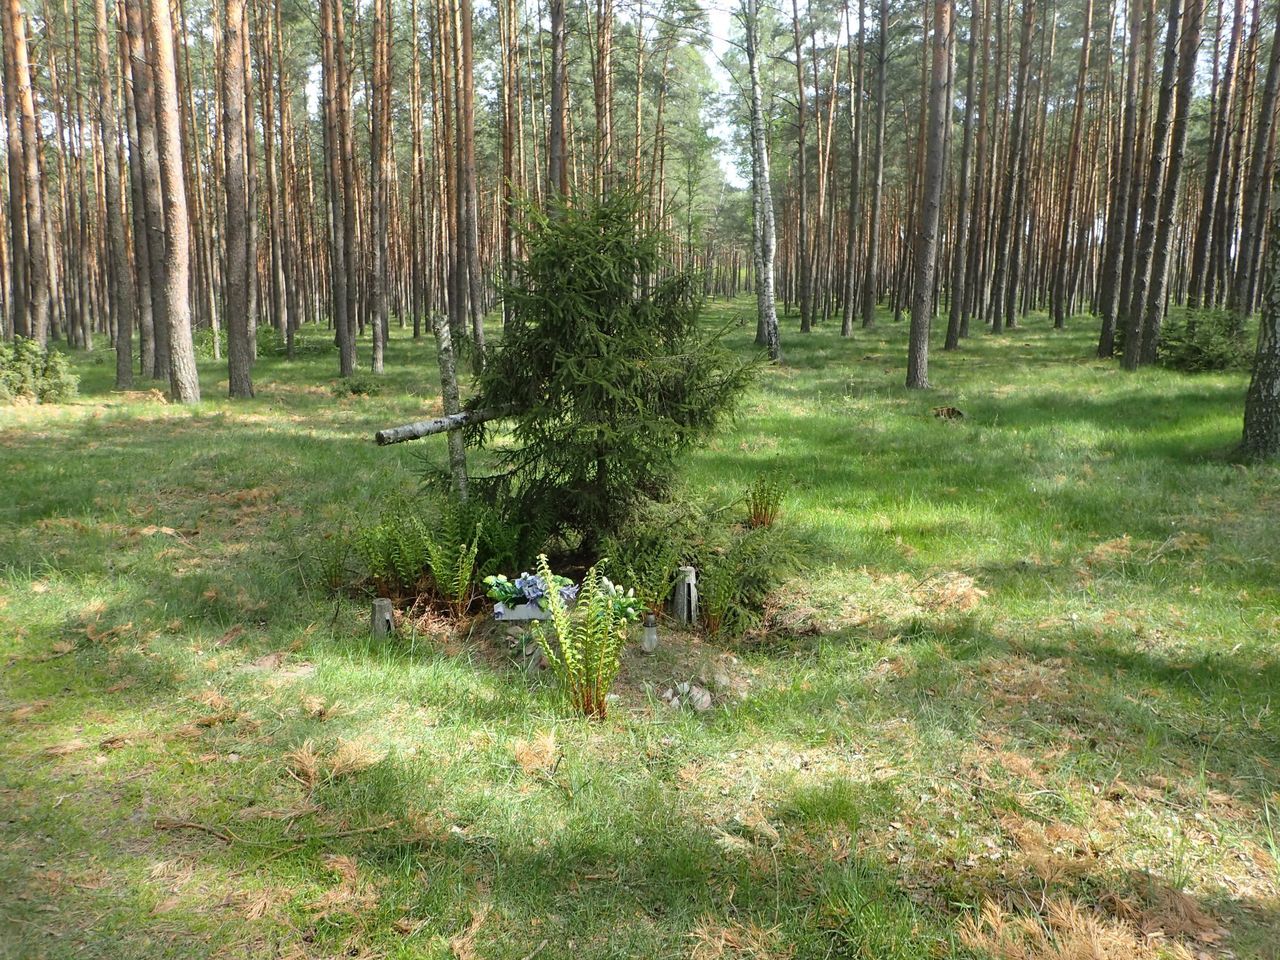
[677, 682, 690, 696]
[505, 626, 526, 639]
[712, 672, 733, 692]
[687, 684, 713, 712]
[668, 696, 682, 710]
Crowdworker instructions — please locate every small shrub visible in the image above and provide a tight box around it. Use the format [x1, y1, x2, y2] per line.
[1157, 309, 1250, 373]
[465, 193, 758, 550]
[531, 556, 640, 718]
[352, 493, 527, 612]
[331, 375, 382, 397]
[256, 324, 287, 357]
[697, 524, 801, 639]
[0, 337, 78, 404]
[425, 520, 482, 617]
[746, 473, 785, 528]
[355, 514, 432, 595]
[600, 530, 680, 615]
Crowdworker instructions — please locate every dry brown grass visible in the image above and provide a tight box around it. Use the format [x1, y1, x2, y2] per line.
[960, 897, 1198, 960]
[512, 731, 559, 776]
[689, 917, 792, 960]
[286, 738, 384, 788]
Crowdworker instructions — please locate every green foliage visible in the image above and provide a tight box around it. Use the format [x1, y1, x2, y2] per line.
[0, 338, 78, 404]
[1157, 310, 1251, 373]
[746, 472, 785, 528]
[466, 193, 758, 548]
[355, 514, 432, 595]
[697, 524, 801, 639]
[353, 493, 509, 613]
[531, 556, 639, 718]
[426, 520, 481, 617]
[331, 374, 382, 397]
[192, 326, 226, 361]
[256, 324, 287, 357]
[600, 531, 680, 615]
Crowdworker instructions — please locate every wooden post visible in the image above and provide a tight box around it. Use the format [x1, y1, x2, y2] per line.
[371, 598, 394, 638]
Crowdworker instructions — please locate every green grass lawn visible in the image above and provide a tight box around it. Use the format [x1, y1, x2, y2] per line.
[2, 303, 1278, 959]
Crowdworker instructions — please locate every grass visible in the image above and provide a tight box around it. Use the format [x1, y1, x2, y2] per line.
[2, 303, 1278, 959]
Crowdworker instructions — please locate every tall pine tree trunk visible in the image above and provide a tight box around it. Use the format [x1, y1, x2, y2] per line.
[222, 0, 253, 397]
[94, 0, 135, 388]
[906, 0, 951, 388]
[146, 0, 200, 402]
[861, 0, 888, 329]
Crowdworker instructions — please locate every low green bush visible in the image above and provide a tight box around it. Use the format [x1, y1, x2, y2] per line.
[352, 492, 535, 611]
[331, 375, 382, 397]
[697, 523, 801, 639]
[0, 337, 78, 404]
[600, 492, 805, 640]
[1157, 309, 1250, 373]
[192, 326, 226, 360]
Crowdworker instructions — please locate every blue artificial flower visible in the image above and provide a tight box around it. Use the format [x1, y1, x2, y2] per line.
[558, 583, 580, 603]
[514, 573, 547, 603]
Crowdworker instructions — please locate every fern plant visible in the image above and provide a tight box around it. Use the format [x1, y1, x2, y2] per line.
[532, 555, 639, 719]
[426, 521, 481, 617]
[600, 533, 679, 615]
[353, 504, 482, 614]
[697, 525, 798, 639]
[746, 473, 785, 528]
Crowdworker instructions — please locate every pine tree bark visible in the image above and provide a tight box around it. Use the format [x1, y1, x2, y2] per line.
[146, 0, 200, 402]
[945, 0, 983, 350]
[222, 0, 253, 397]
[1122, 0, 1183, 371]
[1138, 0, 1203, 364]
[1228, 6, 1280, 325]
[841, 0, 865, 337]
[907, 0, 952, 389]
[3, 0, 51, 346]
[370, 0, 390, 374]
[547, 0, 568, 200]
[1050, 0, 1093, 329]
[1, 0, 27, 340]
[319, 0, 354, 375]
[1098, 0, 1141, 356]
[1242, 162, 1280, 459]
[791, 0, 812, 333]
[126, 0, 171, 380]
[861, 0, 888, 329]
[1188, 0, 1244, 309]
[94, 0, 135, 388]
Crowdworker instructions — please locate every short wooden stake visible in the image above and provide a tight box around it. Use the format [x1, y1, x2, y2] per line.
[372, 598, 394, 638]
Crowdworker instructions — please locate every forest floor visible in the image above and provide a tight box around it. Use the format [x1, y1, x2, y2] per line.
[2, 303, 1278, 960]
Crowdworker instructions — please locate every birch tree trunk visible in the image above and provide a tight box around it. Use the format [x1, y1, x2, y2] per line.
[744, 0, 781, 362]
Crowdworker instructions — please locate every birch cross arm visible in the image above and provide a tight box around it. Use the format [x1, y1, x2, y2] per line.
[374, 408, 505, 445]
